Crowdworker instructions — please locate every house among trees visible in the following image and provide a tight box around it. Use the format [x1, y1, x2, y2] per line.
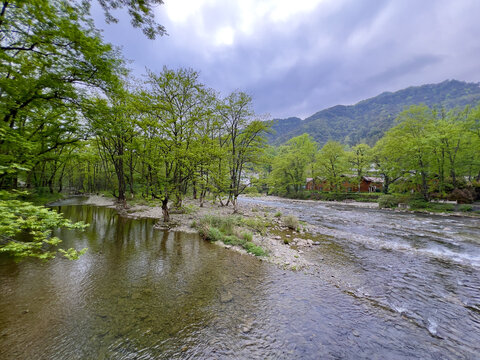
[306, 176, 384, 192]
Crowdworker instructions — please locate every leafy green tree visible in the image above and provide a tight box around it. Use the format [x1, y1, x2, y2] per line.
[92, 0, 167, 39]
[467, 103, 480, 180]
[0, 0, 123, 188]
[217, 91, 270, 212]
[371, 137, 403, 194]
[0, 0, 122, 262]
[347, 143, 371, 192]
[85, 90, 136, 205]
[269, 134, 317, 194]
[137, 67, 210, 221]
[382, 105, 436, 200]
[0, 190, 87, 260]
[317, 141, 348, 191]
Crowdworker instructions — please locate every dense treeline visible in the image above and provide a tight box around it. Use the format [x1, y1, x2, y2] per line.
[263, 104, 480, 202]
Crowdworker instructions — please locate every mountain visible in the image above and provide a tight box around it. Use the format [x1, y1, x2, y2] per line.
[270, 80, 480, 146]
[265, 117, 301, 142]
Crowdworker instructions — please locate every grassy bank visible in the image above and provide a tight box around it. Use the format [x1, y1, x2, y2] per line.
[194, 215, 269, 256]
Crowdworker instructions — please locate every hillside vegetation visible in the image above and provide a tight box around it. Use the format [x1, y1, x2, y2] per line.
[270, 80, 480, 146]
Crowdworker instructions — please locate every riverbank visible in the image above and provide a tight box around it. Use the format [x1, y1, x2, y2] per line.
[82, 195, 317, 271]
[63, 194, 479, 271]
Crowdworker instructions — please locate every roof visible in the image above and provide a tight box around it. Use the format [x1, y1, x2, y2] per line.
[363, 176, 384, 183]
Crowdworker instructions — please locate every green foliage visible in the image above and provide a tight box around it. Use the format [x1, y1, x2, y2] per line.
[241, 231, 253, 242]
[241, 216, 269, 235]
[195, 215, 267, 256]
[274, 211, 282, 218]
[316, 141, 348, 191]
[378, 195, 400, 208]
[269, 134, 317, 194]
[207, 227, 224, 242]
[244, 241, 268, 256]
[0, 192, 88, 260]
[459, 204, 473, 212]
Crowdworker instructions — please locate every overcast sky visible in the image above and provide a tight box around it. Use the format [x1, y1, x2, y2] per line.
[93, 0, 480, 119]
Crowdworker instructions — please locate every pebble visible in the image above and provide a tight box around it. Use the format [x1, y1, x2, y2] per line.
[220, 292, 233, 303]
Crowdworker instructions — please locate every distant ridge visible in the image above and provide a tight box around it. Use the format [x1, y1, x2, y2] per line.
[269, 80, 480, 146]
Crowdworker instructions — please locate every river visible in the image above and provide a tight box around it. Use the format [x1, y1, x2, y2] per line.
[0, 197, 479, 359]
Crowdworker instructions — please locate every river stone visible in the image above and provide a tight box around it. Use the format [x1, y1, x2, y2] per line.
[220, 291, 233, 303]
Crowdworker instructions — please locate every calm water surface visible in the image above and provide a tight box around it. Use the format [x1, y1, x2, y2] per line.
[0, 198, 479, 359]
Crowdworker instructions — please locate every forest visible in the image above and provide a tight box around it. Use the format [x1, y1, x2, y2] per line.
[1, 0, 480, 261]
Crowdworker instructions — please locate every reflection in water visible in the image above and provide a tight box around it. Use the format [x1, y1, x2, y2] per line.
[0, 202, 479, 359]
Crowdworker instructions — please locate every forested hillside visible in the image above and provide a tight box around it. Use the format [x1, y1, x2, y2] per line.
[271, 80, 480, 146]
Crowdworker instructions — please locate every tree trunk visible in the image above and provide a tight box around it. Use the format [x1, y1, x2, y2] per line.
[162, 197, 170, 222]
[192, 180, 197, 199]
[232, 196, 239, 214]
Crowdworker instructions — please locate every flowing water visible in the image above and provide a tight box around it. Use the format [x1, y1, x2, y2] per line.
[0, 197, 479, 359]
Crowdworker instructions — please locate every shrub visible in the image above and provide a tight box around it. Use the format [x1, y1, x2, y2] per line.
[241, 216, 268, 235]
[244, 186, 259, 194]
[274, 211, 282, 218]
[459, 204, 473, 212]
[207, 227, 224, 242]
[223, 235, 244, 246]
[378, 194, 400, 209]
[283, 215, 299, 230]
[449, 188, 475, 204]
[241, 231, 253, 242]
[408, 199, 428, 209]
[244, 242, 267, 256]
[199, 215, 240, 236]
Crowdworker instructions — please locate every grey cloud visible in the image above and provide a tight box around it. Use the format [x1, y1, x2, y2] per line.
[93, 0, 480, 119]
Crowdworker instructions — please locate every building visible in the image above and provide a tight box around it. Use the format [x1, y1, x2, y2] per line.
[306, 176, 383, 192]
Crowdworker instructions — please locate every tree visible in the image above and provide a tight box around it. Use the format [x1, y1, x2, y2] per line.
[371, 137, 403, 194]
[85, 90, 136, 205]
[467, 103, 480, 180]
[382, 105, 436, 200]
[317, 141, 347, 191]
[0, 189, 87, 260]
[0, 0, 124, 188]
[217, 91, 270, 212]
[269, 134, 317, 194]
[137, 67, 210, 221]
[92, 0, 167, 39]
[0, 0, 123, 261]
[347, 143, 371, 192]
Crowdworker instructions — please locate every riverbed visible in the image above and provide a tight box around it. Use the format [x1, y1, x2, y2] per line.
[0, 197, 479, 359]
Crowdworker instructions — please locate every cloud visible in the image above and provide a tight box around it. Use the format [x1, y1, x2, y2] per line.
[93, 0, 480, 119]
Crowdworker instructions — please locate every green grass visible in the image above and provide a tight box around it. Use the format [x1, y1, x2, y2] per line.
[282, 215, 299, 230]
[196, 215, 268, 256]
[458, 204, 473, 212]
